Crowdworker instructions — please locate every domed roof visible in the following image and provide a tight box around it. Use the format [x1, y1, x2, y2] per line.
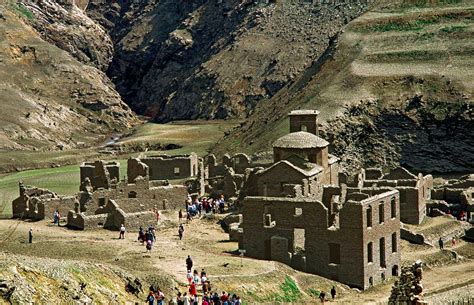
[272, 131, 329, 149]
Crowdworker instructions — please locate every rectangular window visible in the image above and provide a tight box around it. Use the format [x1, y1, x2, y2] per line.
[329, 243, 341, 264]
[174, 167, 180, 176]
[379, 203, 385, 224]
[392, 232, 397, 253]
[391, 197, 396, 219]
[295, 208, 302, 216]
[367, 206, 372, 228]
[380, 237, 386, 267]
[367, 242, 373, 263]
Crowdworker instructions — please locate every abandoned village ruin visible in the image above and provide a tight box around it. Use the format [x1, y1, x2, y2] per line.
[10, 110, 473, 292]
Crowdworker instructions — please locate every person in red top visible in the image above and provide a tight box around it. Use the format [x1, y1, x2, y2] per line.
[189, 283, 197, 297]
[220, 291, 229, 303]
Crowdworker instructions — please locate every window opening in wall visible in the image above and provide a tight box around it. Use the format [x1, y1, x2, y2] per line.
[392, 265, 399, 276]
[379, 203, 385, 224]
[294, 228, 305, 252]
[392, 232, 397, 253]
[391, 197, 396, 218]
[380, 237, 386, 268]
[295, 207, 303, 216]
[98, 197, 105, 206]
[328, 243, 341, 264]
[128, 191, 137, 198]
[174, 167, 180, 177]
[381, 272, 385, 282]
[368, 242, 373, 263]
[367, 206, 372, 228]
[369, 277, 373, 286]
[301, 125, 307, 132]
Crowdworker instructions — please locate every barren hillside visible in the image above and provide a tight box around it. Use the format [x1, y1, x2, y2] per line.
[86, 0, 375, 121]
[0, 2, 138, 151]
[214, 0, 474, 174]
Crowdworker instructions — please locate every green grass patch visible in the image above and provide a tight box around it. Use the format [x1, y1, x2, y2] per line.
[12, 3, 34, 20]
[307, 288, 321, 297]
[365, 50, 446, 62]
[268, 276, 301, 303]
[371, 19, 438, 32]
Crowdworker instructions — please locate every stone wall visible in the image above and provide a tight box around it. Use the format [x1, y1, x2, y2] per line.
[141, 153, 198, 180]
[240, 188, 401, 290]
[80, 161, 120, 191]
[12, 183, 76, 221]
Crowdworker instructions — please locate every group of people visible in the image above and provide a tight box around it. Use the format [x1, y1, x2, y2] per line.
[438, 236, 458, 250]
[318, 287, 337, 303]
[179, 255, 242, 305]
[146, 286, 165, 305]
[181, 195, 227, 221]
[138, 225, 157, 252]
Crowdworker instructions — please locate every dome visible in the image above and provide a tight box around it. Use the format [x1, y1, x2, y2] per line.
[272, 131, 329, 149]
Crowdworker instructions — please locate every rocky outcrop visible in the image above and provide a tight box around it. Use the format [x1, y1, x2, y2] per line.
[86, 0, 374, 121]
[23, 0, 113, 71]
[322, 97, 474, 174]
[0, 4, 137, 151]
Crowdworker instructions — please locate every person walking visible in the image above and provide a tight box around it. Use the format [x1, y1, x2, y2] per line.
[330, 286, 336, 300]
[155, 287, 165, 305]
[146, 291, 155, 305]
[146, 239, 153, 253]
[186, 255, 193, 271]
[439, 237, 444, 250]
[28, 228, 33, 244]
[178, 224, 184, 240]
[452, 237, 456, 247]
[119, 224, 126, 239]
[179, 209, 183, 223]
[319, 291, 326, 303]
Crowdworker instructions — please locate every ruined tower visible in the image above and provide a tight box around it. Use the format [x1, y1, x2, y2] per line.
[289, 110, 320, 135]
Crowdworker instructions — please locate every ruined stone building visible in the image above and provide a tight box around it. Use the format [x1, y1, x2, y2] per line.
[139, 153, 199, 180]
[13, 158, 188, 230]
[343, 167, 433, 225]
[429, 174, 474, 221]
[12, 182, 76, 221]
[232, 110, 401, 289]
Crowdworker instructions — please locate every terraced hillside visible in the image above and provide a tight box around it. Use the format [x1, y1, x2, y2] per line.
[215, 0, 473, 174]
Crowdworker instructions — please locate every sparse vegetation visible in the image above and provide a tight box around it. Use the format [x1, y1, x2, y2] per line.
[268, 276, 301, 302]
[440, 25, 468, 33]
[12, 3, 34, 20]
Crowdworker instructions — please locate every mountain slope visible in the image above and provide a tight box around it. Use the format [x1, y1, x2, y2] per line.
[213, 0, 474, 174]
[0, 3, 137, 151]
[87, 0, 375, 121]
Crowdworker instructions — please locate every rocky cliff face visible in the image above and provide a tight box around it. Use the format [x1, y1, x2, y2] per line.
[322, 97, 474, 174]
[23, 0, 113, 71]
[86, 0, 374, 121]
[0, 3, 137, 151]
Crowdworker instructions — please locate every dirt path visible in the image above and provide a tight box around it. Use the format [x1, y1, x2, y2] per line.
[1, 215, 473, 303]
